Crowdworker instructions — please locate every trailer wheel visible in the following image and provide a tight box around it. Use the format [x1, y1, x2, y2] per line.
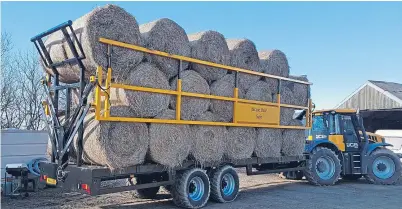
[127, 176, 160, 199]
[171, 168, 210, 209]
[209, 165, 239, 203]
[364, 148, 401, 185]
[304, 147, 341, 185]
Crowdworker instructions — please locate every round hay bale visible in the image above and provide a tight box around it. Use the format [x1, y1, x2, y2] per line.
[124, 62, 170, 118]
[281, 120, 305, 157]
[255, 128, 282, 158]
[245, 80, 273, 102]
[42, 31, 72, 82]
[272, 86, 294, 104]
[188, 31, 230, 83]
[280, 107, 296, 125]
[287, 75, 309, 107]
[259, 50, 289, 78]
[149, 109, 192, 168]
[274, 86, 297, 125]
[226, 39, 262, 91]
[225, 127, 256, 160]
[190, 111, 226, 165]
[262, 77, 279, 95]
[210, 74, 245, 122]
[140, 18, 191, 79]
[45, 4, 143, 83]
[77, 106, 149, 168]
[170, 70, 210, 120]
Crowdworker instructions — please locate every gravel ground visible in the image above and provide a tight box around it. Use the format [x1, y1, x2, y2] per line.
[2, 170, 401, 209]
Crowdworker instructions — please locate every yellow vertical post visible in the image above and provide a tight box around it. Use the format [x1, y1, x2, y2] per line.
[104, 67, 112, 118]
[233, 87, 239, 123]
[277, 92, 281, 125]
[175, 79, 182, 120]
[95, 66, 103, 120]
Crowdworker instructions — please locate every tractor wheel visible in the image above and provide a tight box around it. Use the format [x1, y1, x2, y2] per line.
[364, 148, 401, 185]
[171, 168, 210, 209]
[127, 176, 160, 199]
[209, 165, 239, 203]
[342, 174, 362, 181]
[304, 147, 342, 185]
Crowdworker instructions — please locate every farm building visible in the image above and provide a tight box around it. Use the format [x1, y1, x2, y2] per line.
[335, 80, 402, 132]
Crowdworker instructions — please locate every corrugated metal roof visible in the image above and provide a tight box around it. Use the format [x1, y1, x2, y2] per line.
[369, 80, 402, 101]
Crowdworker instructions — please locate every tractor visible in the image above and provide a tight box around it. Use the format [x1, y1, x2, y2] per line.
[284, 109, 401, 185]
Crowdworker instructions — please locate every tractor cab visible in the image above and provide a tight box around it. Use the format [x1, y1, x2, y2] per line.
[306, 109, 368, 153]
[305, 109, 386, 153]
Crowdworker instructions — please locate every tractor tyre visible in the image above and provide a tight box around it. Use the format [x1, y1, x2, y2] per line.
[304, 147, 342, 186]
[364, 148, 401, 185]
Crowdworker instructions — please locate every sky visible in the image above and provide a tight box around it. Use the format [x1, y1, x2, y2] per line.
[1, 1, 402, 109]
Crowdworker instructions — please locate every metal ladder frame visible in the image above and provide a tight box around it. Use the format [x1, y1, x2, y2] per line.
[31, 20, 94, 180]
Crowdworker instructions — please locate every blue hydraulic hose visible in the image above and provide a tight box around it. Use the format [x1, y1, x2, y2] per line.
[27, 157, 48, 176]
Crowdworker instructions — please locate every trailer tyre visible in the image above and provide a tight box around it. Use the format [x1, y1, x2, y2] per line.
[304, 147, 341, 185]
[364, 148, 401, 185]
[172, 168, 210, 209]
[127, 176, 160, 199]
[210, 165, 239, 203]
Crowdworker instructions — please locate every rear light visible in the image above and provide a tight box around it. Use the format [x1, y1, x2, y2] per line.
[80, 183, 91, 194]
[40, 175, 48, 181]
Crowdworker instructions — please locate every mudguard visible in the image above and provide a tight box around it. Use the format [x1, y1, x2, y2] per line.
[305, 139, 340, 153]
[366, 143, 393, 155]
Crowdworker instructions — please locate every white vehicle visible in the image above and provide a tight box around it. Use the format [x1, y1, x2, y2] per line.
[375, 130, 402, 159]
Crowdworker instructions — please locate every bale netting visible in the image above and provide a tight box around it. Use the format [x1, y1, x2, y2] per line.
[170, 70, 210, 120]
[42, 31, 72, 82]
[259, 50, 289, 78]
[210, 74, 245, 122]
[255, 128, 283, 158]
[44, 4, 143, 83]
[276, 86, 298, 125]
[190, 111, 227, 165]
[225, 127, 256, 160]
[287, 75, 309, 107]
[245, 80, 273, 102]
[187, 31, 230, 83]
[124, 62, 170, 118]
[261, 76, 279, 95]
[226, 39, 262, 91]
[76, 106, 149, 168]
[140, 18, 191, 79]
[281, 120, 305, 157]
[148, 109, 192, 168]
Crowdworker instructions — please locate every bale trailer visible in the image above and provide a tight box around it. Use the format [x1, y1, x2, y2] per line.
[32, 21, 312, 208]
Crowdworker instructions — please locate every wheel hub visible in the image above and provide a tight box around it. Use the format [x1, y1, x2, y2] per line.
[315, 156, 336, 180]
[317, 161, 327, 173]
[372, 156, 395, 180]
[188, 177, 204, 201]
[377, 163, 386, 172]
[221, 173, 235, 196]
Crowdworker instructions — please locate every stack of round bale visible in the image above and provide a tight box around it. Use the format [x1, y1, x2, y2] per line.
[42, 4, 310, 169]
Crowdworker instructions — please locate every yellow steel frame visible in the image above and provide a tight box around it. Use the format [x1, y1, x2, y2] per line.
[91, 38, 313, 130]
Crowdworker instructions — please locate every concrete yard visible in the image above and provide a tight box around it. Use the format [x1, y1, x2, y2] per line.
[2, 170, 401, 209]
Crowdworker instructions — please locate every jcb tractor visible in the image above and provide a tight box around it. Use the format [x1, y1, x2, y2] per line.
[284, 109, 401, 185]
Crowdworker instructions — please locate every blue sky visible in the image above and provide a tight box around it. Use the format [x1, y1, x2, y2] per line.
[2, 1, 402, 109]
